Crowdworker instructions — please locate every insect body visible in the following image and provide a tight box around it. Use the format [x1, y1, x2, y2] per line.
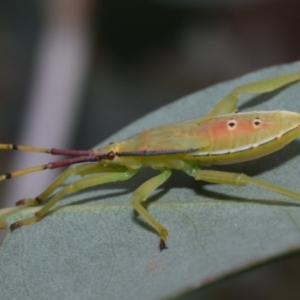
[2, 72, 300, 251]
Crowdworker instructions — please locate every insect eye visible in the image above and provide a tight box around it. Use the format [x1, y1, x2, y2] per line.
[227, 119, 237, 129]
[106, 151, 115, 160]
[253, 118, 261, 127]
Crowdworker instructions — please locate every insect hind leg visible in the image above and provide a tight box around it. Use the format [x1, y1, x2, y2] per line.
[208, 72, 300, 116]
[187, 168, 300, 201]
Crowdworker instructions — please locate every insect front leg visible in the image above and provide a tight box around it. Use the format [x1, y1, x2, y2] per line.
[131, 169, 171, 251]
[208, 72, 300, 116]
[186, 168, 300, 201]
[10, 167, 138, 230]
[16, 163, 129, 206]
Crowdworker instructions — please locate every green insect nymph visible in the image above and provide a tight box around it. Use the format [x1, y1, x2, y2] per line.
[1, 71, 300, 251]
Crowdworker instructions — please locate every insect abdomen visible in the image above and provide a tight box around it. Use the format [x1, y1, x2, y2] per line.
[192, 111, 300, 165]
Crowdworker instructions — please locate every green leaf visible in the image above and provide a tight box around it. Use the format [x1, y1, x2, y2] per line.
[1, 62, 300, 300]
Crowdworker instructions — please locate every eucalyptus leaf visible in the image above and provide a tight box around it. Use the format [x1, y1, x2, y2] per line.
[1, 62, 300, 300]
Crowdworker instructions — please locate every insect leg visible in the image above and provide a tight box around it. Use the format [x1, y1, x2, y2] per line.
[131, 169, 171, 251]
[10, 168, 138, 230]
[208, 72, 300, 116]
[16, 164, 128, 206]
[187, 169, 300, 201]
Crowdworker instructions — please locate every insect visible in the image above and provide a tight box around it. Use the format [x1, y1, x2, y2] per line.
[1, 71, 300, 251]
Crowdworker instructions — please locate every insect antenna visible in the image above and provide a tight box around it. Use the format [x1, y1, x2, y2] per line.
[0, 144, 106, 182]
[0, 144, 94, 156]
